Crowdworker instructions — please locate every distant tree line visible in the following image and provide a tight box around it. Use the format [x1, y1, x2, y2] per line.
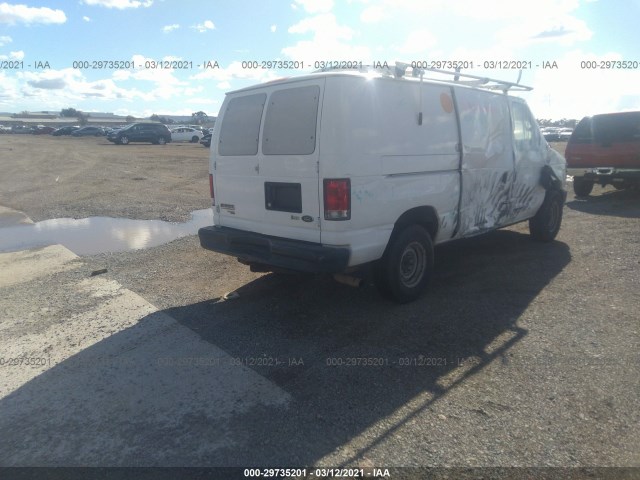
[59, 107, 210, 125]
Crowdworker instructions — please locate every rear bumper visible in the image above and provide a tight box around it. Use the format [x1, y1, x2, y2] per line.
[568, 167, 640, 180]
[198, 225, 350, 273]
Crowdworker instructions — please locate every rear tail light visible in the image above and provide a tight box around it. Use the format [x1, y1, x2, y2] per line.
[323, 178, 351, 220]
[209, 173, 215, 206]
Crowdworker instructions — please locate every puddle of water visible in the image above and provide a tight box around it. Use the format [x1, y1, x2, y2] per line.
[0, 209, 213, 255]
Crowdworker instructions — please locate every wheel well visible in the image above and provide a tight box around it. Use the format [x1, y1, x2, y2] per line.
[392, 206, 439, 242]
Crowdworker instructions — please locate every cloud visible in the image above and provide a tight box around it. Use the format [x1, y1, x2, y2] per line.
[530, 17, 592, 44]
[82, 16, 91, 22]
[360, 6, 385, 23]
[528, 49, 640, 119]
[283, 13, 371, 63]
[81, 0, 153, 9]
[163, 23, 179, 33]
[191, 20, 215, 32]
[292, 0, 334, 13]
[0, 3, 66, 25]
[397, 29, 437, 54]
[28, 77, 67, 89]
[270, 24, 277, 33]
[191, 60, 279, 84]
[0, 50, 24, 60]
[497, 14, 592, 47]
[0, 35, 11, 46]
[288, 13, 353, 39]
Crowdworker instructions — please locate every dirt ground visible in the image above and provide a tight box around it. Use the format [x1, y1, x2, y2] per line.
[0, 134, 210, 222]
[1, 134, 638, 469]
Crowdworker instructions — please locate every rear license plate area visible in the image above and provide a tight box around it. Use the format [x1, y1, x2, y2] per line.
[264, 182, 302, 213]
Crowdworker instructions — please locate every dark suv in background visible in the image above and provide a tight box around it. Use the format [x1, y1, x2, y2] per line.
[107, 123, 172, 145]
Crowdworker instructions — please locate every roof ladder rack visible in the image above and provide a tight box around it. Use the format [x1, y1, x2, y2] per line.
[314, 62, 533, 93]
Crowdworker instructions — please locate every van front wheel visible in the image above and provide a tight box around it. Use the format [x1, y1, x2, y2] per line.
[373, 225, 434, 303]
[529, 189, 564, 242]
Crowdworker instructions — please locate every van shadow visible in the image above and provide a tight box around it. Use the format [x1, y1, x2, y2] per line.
[0, 230, 571, 466]
[565, 188, 640, 218]
[166, 230, 572, 465]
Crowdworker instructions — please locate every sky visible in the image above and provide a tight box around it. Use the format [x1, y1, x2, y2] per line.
[1, 0, 639, 120]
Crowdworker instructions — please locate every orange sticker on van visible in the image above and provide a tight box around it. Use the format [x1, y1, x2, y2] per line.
[440, 92, 454, 113]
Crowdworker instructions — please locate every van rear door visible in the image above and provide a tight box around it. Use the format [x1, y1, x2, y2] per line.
[213, 79, 323, 243]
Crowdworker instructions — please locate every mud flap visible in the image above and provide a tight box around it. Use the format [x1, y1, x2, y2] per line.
[540, 164, 562, 191]
[539, 165, 567, 206]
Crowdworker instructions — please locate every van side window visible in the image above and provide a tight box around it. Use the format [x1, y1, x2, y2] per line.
[263, 86, 320, 155]
[512, 102, 539, 149]
[219, 93, 266, 156]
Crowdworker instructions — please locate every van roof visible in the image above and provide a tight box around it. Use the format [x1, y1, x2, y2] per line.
[227, 62, 533, 96]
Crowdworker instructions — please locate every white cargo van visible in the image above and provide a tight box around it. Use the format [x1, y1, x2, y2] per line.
[199, 64, 566, 302]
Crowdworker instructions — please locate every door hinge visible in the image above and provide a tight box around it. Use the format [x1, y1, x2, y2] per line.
[213, 161, 217, 170]
[255, 164, 260, 174]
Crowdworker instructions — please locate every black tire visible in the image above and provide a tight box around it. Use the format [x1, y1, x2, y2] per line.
[573, 177, 594, 197]
[529, 189, 564, 242]
[119, 135, 129, 145]
[191, 136, 199, 143]
[373, 225, 434, 303]
[158, 136, 167, 145]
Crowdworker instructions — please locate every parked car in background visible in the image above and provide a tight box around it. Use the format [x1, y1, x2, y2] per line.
[11, 125, 32, 134]
[558, 128, 573, 141]
[170, 127, 203, 143]
[541, 127, 562, 141]
[31, 126, 56, 134]
[0, 125, 12, 133]
[566, 111, 640, 196]
[71, 126, 105, 137]
[103, 126, 126, 135]
[200, 133, 212, 147]
[52, 126, 80, 136]
[106, 123, 172, 145]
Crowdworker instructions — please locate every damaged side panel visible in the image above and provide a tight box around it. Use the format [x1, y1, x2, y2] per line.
[455, 89, 514, 237]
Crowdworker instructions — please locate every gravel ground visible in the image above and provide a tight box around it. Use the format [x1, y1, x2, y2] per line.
[81, 186, 640, 467]
[2, 136, 639, 468]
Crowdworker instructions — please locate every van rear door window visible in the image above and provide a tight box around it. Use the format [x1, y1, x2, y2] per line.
[219, 93, 266, 156]
[262, 85, 320, 155]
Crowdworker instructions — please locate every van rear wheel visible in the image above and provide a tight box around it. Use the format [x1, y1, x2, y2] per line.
[373, 225, 434, 303]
